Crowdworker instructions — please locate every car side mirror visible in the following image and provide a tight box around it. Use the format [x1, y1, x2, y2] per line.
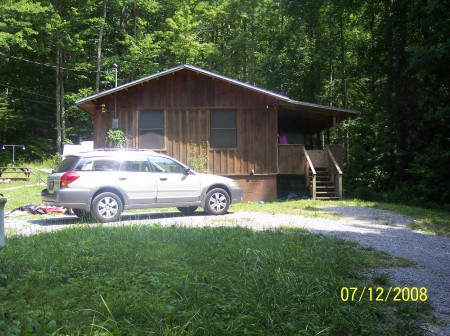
[184, 167, 191, 175]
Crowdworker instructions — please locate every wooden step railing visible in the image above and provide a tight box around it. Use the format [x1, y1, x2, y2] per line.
[301, 146, 316, 199]
[324, 145, 343, 199]
[302, 146, 344, 200]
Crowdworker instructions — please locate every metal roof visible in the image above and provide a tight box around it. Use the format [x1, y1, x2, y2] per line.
[75, 64, 359, 115]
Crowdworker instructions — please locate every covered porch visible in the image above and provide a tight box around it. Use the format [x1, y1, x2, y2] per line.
[278, 144, 343, 200]
[275, 102, 357, 200]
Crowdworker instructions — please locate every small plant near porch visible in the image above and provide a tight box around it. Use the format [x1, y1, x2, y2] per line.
[187, 141, 211, 173]
[106, 129, 126, 148]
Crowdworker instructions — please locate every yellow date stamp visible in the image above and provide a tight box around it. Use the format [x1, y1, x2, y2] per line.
[340, 287, 428, 302]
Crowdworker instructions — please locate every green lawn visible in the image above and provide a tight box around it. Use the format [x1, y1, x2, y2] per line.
[0, 166, 48, 211]
[0, 225, 430, 335]
[0, 172, 444, 334]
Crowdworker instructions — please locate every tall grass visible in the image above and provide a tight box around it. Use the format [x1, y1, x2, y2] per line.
[0, 225, 429, 335]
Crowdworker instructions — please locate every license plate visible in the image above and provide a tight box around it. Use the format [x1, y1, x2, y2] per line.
[48, 181, 54, 189]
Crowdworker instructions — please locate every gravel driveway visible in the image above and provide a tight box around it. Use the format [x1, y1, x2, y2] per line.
[5, 206, 450, 335]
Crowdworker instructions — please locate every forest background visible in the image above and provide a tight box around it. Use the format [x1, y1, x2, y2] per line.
[0, 0, 448, 208]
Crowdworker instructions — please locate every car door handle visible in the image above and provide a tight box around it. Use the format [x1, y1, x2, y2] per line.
[159, 177, 168, 181]
[119, 177, 127, 180]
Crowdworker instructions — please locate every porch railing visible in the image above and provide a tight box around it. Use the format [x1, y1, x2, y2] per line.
[302, 145, 316, 199]
[324, 145, 343, 199]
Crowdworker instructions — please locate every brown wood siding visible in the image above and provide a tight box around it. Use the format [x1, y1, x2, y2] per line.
[278, 145, 306, 174]
[160, 108, 277, 175]
[92, 69, 279, 175]
[165, 109, 209, 165]
[308, 150, 326, 167]
[94, 106, 109, 148]
[213, 108, 277, 175]
[328, 144, 344, 172]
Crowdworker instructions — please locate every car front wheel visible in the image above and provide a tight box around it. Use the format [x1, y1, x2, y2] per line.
[91, 192, 123, 223]
[204, 188, 230, 215]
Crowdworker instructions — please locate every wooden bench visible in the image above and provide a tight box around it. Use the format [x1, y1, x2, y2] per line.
[0, 167, 31, 181]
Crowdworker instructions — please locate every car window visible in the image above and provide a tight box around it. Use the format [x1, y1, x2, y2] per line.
[120, 159, 151, 172]
[149, 157, 186, 174]
[74, 158, 121, 171]
[55, 156, 79, 172]
[75, 159, 94, 171]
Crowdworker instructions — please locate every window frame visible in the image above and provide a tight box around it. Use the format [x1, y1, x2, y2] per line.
[138, 110, 165, 149]
[210, 109, 238, 149]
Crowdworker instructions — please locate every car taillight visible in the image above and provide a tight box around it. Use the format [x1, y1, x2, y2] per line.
[60, 172, 79, 187]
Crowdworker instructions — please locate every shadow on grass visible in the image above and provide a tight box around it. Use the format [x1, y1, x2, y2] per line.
[26, 210, 223, 226]
[120, 210, 212, 222]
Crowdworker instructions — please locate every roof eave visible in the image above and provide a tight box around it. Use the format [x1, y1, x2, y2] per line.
[75, 64, 292, 107]
[280, 100, 360, 116]
[75, 65, 187, 106]
[75, 64, 360, 118]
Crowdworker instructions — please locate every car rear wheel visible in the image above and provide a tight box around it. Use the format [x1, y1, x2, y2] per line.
[204, 188, 230, 215]
[91, 192, 123, 223]
[177, 206, 198, 215]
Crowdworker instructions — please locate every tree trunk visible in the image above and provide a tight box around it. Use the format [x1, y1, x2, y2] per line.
[242, 18, 247, 82]
[95, 0, 107, 93]
[55, 44, 62, 153]
[55, 43, 66, 153]
[340, 12, 347, 108]
[60, 66, 65, 142]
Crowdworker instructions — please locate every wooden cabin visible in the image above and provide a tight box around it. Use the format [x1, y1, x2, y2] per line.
[76, 65, 359, 202]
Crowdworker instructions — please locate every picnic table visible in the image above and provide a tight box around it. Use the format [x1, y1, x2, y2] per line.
[0, 167, 31, 181]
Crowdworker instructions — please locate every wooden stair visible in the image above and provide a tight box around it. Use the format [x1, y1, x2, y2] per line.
[303, 146, 343, 200]
[310, 166, 340, 200]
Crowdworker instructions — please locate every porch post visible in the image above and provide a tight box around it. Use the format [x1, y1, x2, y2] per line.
[312, 175, 317, 199]
[0, 197, 6, 250]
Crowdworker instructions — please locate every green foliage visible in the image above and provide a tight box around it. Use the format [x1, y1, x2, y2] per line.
[0, 0, 51, 51]
[187, 142, 211, 173]
[162, 0, 216, 65]
[64, 89, 94, 143]
[106, 129, 126, 148]
[0, 225, 430, 334]
[47, 152, 62, 168]
[0, 0, 448, 207]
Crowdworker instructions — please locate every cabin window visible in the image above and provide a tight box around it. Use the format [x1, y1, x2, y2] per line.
[210, 109, 237, 148]
[139, 110, 164, 149]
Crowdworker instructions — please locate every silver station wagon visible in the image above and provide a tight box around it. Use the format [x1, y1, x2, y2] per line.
[42, 149, 243, 222]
